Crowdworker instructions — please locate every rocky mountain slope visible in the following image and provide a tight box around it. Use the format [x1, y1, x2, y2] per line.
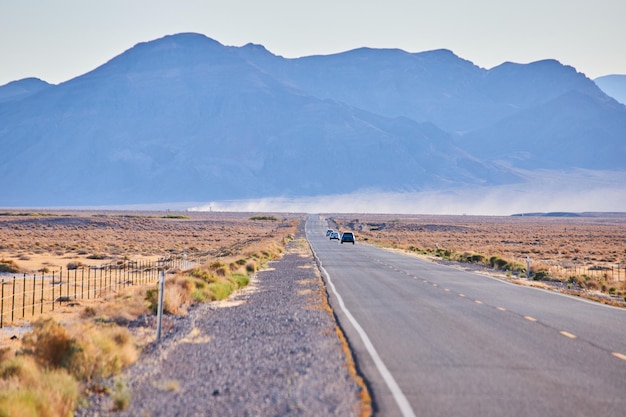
[1, 33, 624, 208]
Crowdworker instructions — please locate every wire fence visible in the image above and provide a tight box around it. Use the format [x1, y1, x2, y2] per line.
[486, 254, 624, 281]
[534, 261, 626, 285]
[552, 264, 624, 280]
[0, 255, 189, 328]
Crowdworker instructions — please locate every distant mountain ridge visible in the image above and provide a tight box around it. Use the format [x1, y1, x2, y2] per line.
[1, 33, 625, 209]
[0, 77, 52, 103]
[595, 75, 626, 105]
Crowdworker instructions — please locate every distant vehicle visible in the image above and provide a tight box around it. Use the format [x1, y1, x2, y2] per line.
[340, 232, 355, 244]
[326, 229, 334, 236]
[330, 232, 340, 240]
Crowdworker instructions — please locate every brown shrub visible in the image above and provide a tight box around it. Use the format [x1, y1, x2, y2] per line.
[21, 318, 74, 369]
[21, 318, 137, 382]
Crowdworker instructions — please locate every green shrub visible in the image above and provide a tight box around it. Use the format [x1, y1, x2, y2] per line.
[209, 261, 228, 277]
[208, 281, 233, 300]
[160, 214, 191, 219]
[0, 258, 19, 273]
[249, 215, 278, 221]
[190, 267, 212, 282]
[489, 256, 509, 270]
[245, 262, 257, 273]
[191, 288, 209, 302]
[66, 262, 84, 270]
[230, 273, 250, 288]
[145, 288, 159, 314]
[466, 254, 485, 264]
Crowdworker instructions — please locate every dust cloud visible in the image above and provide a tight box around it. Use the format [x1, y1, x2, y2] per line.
[189, 170, 626, 215]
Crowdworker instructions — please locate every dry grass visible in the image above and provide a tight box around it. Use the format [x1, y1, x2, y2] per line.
[0, 210, 299, 325]
[0, 315, 137, 417]
[0, 354, 79, 417]
[0, 210, 298, 333]
[20, 318, 138, 382]
[0, 210, 300, 417]
[0, 210, 299, 274]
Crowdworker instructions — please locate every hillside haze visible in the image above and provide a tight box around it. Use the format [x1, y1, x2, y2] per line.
[1, 33, 625, 211]
[595, 75, 626, 105]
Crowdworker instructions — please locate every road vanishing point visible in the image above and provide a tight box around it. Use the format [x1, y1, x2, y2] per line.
[306, 215, 626, 417]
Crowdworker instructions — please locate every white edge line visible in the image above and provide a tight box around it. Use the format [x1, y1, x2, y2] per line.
[307, 227, 417, 417]
[381, 246, 626, 312]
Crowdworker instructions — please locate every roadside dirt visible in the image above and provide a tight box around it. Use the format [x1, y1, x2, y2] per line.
[75, 231, 367, 417]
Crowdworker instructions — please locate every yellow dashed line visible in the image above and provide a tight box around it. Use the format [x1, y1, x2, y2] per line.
[524, 316, 537, 322]
[559, 331, 577, 339]
[612, 352, 626, 361]
[458, 293, 466, 297]
[497, 307, 506, 311]
[444, 288, 450, 292]
[475, 300, 483, 305]
[432, 284, 438, 287]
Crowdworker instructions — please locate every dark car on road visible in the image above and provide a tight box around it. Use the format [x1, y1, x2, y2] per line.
[340, 232, 355, 244]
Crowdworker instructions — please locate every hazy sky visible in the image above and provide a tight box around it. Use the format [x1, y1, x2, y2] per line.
[1, 0, 625, 86]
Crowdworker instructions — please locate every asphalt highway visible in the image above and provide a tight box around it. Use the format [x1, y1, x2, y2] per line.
[305, 215, 626, 417]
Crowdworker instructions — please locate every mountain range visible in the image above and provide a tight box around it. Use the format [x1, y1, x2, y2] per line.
[1, 33, 625, 212]
[595, 75, 626, 106]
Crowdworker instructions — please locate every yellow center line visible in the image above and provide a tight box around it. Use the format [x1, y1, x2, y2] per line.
[612, 352, 626, 361]
[444, 288, 450, 292]
[432, 284, 438, 287]
[559, 331, 577, 339]
[458, 293, 466, 297]
[475, 300, 483, 305]
[497, 307, 506, 311]
[524, 316, 537, 322]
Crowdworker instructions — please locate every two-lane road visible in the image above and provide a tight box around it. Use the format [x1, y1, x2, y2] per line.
[306, 216, 626, 417]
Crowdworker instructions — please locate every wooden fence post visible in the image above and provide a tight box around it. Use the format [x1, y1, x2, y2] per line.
[1, 280, 4, 328]
[22, 273, 26, 318]
[11, 276, 15, 323]
[40, 272, 44, 314]
[32, 273, 36, 316]
[52, 270, 55, 311]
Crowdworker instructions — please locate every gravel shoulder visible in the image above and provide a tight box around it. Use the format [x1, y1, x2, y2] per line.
[77, 227, 365, 416]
